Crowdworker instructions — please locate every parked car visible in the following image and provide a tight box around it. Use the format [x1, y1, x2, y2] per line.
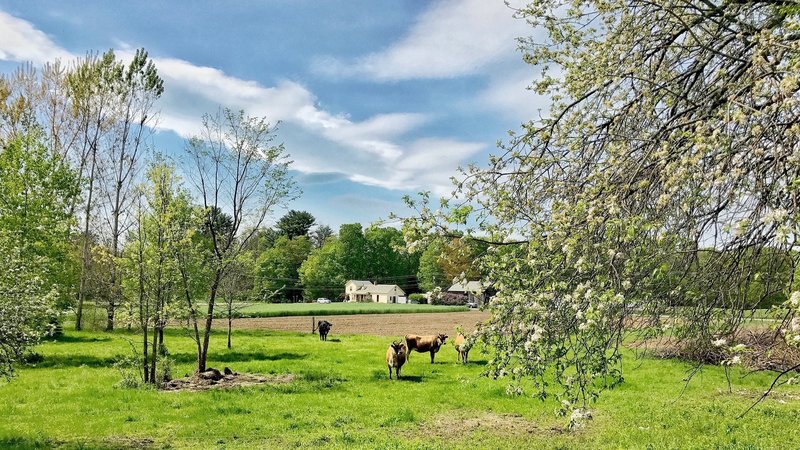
[466, 301, 478, 309]
[316, 298, 331, 304]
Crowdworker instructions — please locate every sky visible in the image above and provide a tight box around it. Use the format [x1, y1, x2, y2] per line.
[0, 0, 547, 230]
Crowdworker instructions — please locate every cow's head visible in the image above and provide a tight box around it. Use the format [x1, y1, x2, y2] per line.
[437, 333, 448, 345]
[391, 341, 405, 353]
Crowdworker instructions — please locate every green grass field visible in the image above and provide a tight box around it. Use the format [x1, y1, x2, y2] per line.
[1, 327, 799, 449]
[226, 301, 468, 318]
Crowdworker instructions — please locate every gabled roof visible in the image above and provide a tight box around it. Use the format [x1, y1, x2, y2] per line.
[367, 284, 405, 294]
[346, 280, 374, 287]
[448, 280, 483, 293]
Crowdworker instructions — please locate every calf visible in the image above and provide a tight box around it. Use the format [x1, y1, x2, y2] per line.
[386, 341, 407, 380]
[453, 333, 472, 363]
[405, 333, 448, 364]
[315, 320, 332, 341]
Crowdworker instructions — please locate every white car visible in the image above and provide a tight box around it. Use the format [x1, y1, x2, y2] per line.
[316, 298, 331, 304]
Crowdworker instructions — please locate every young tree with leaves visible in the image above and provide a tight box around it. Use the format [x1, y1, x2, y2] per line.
[99, 48, 164, 331]
[0, 132, 78, 377]
[185, 108, 298, 372]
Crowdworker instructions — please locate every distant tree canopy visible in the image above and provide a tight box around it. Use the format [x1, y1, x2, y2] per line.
[299, 224, 421, 300]
[416, 237, 485, 292]
[276, 210, 315, 239]
[310, 224, 334, 249]
[256, 236, 312, 302]
[402, 0, 800, 414]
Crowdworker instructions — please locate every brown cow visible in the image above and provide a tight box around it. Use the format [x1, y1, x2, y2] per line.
[405, 333, 448, 364]
[453, 333, 472, 363]
[386, 341, 407, 380]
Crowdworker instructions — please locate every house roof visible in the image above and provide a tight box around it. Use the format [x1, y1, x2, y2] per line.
[448, 280, 483, 293]
[346, 280, 374, 287]
[345, 280, 405, 296]
[367, 284, 405, 294]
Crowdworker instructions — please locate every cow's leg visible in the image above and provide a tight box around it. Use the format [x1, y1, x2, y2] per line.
[430, 351, 435, 364]
[396, 367, 401, 379]
[388, 366, 392, 380]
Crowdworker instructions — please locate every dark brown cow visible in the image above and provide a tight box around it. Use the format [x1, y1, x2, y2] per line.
[315, 320, 332, 341]
[404, 333, 448, 364]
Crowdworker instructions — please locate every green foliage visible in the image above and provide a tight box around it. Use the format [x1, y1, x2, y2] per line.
[276, 210, 315, 239]
[407, 293, 427, 304]
[417, 240, 447, 292]
[299, 237, 346, 300]
[364, 226, 420, 292]
[0, 131, 78, 377]
[299, 224, 423, 299]
[338, 223, 369, 280]
[256, 236, 312, 302]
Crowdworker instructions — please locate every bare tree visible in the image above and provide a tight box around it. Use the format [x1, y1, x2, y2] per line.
[185, 108, 298, 372]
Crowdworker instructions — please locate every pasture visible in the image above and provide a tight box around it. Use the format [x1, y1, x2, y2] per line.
[1, 324, 799, 449]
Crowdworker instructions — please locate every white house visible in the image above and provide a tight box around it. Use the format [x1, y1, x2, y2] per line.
[345, 280, 406, 303]
[448, 280, 485, 304]
[345, 280, 374, 302]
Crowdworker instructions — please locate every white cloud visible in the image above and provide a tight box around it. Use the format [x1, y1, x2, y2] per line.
[0, 11, 72, 64]
[0, 10, 484, 194]
[477, 68, 551, 123]
[314, 0, 530, 81]
[350, 138, 486, 194]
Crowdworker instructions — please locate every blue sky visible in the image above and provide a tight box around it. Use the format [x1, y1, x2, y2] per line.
[0, 0, 546, 229]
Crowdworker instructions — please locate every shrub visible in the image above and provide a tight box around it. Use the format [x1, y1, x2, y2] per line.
[408, 293, 427, 304]
[434, 292, 468, 306]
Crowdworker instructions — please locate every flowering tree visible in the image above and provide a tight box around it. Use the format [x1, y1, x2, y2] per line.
[402, 0, 800, 416]
[0, 132, 78, 377]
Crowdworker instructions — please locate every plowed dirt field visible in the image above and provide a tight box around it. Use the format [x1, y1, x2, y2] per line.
[222, 311, 490, 337]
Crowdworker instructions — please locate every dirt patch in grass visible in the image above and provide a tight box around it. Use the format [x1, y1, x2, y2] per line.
[716, 388, 800, 403]
[222, 311, 490, 336]
[631, 329, 800, 371]
[101, 435, 157, 449]
[419, 410, 563, 439]
[161, 371, 295, 392]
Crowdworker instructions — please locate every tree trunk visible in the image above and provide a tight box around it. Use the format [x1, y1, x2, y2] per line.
[75, 149, 97, 331]
[159, 326, 165, 355]
[150, 321, 159, 384]
[106, 304, 114, 331]
[178, 261, 203, 371]
[198, 269, 222, 373]
[142, 322, 150, 384]
[227, 309, 232, 349]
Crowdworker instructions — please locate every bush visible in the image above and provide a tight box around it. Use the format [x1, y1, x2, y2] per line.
[408, 293, 427, 304]
[428, 286, 468, 305]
